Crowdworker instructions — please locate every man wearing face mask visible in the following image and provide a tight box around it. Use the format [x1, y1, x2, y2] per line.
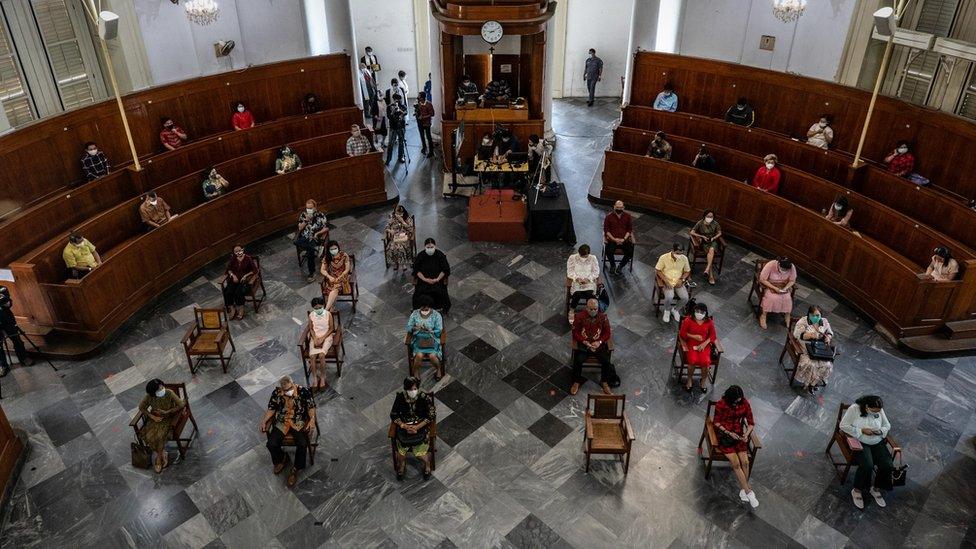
[412, 238, 451, 312]
[415, 94, 435, 157]
[571, 298, 613, 395]
[655, 242, 691, 323]
[361, 46, 380, 82]
[261, 376, 317, 488]
[138, 379, 186, 473]
[603, 201, 634, 275]
[386, 94, 407, 166]
[583, 48, 603, 107]
[653, 83, 678, 112]
[223, 245, 258, 320]
[806, 114, 834, 149]
[346, 124, 372, 157]
[646, 131, 672, 160]
[884, 140, 915, 178]
[275, 145, 302, 174]
[202, 166, 230, 200]
[752, 154, 781, 193]
[80, 141, 110, 181]
[724, 97, 755, 127]
[390, 377, 436, 480]
[159, 117, 188, 151]
[62, 232, 101, 279]
[139, 191, 174, 229]
[294, 199, 329, 282]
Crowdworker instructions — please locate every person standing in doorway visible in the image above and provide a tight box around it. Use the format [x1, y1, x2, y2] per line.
[584, 49, 603, 107]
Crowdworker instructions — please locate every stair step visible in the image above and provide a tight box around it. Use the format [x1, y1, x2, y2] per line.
[900, 334, 976, 356]
[945, 319, 976, 340]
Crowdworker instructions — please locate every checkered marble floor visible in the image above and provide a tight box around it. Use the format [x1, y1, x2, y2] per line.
[1, 98, 975, 548]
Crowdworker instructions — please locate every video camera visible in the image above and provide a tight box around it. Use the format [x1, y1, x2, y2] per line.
[0, 285, 11, 310]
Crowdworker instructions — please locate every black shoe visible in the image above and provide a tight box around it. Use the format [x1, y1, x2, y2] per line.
[396, 471, 404, 481]
[398, 158, 406, 164]
[421, 149, 427, 156]
[423, 470, 431, 481]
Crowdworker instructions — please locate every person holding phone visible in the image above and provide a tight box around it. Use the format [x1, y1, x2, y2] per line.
[713, 385, 758, 508]
[839, 395, 894, 509]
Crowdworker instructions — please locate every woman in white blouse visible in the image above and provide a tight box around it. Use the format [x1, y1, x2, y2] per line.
[806, 115, 834, 149]
[839, 395, 895, 509]
[566, 244, 600, 323]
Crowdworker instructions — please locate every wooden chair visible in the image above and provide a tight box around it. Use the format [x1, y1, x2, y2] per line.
[697, 399, 762, 479]
[411, 276, 450, 312]
[601, 240, 633, 273]
[570, 335, 614, 373]
[298, 310, 346, 385]
[128, 382, 199, 459]
[687, 234, 727, 276]
[650, 272, 694, 314]
[405, 326, 447, 375]
[747, 258, 795, 318]
[382, 215, 417, 268]
[181, 308, 236, 374]
[220, 256, 267, 313]
[564, 276, 605, 324]
[778, 316, 839, 387]
[583, 393, 635, 473]
[387, 417, 438, 473]
[670, 331, 724, 387]
[825, 403, 900, 483]
[268, 416, 321, 467]
[296, 238, 325, 271]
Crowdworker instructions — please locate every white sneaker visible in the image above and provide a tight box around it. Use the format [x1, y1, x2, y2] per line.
[851, 489, 864, 510]
[663, 309, 671, 323]
[739, 489, 749, 502]
[671, 307, 680, 320]
[747, 491, 759, 509]
[870, 488, 887, 508]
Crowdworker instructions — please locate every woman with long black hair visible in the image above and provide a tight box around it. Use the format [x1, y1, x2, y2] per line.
[839, 395, 894, 509]
[712, 385, 758, 508]
[825, 195, 853, 228]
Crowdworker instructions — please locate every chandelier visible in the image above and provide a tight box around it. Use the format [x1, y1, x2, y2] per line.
[184, 0, 219, 25]
[772, 0, 806, 23]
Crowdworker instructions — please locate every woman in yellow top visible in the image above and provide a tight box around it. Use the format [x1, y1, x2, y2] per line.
[62, 232, 101, 279]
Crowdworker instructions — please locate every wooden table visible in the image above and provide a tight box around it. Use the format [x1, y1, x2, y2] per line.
[468, 190, 527, 242]
[456, 107, 529, 122]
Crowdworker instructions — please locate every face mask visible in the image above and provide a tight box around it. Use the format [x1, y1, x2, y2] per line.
[737, 105, 745, 110]
[306, 207, 314, 214]
[834, 203, 843, 211]
[425, 247, 435, 255]
[614, 208, 623, 214]
[420, 308, 431, 315]
[237, 106, 245, 113]
[329, 247, 339, 255]
[588, 309, 597, 317]
[235, 251, 244, 257]
[809, 314, 821, 324]
[71, 239, 82, 245]
[314, 308, 325, 316]
[285, 388, 295, 397]
[897, 147, 908, 154]
[819, 121, 827, 128]
[694, 312, 706, 320]
[406, 389, 419, 399]
[704, 216, 714, 224]
[765, 162, 775, 170]
[664, 92, 672, 97]
[87, 149, 98, 156]
[149, 199, 158, 206]
[283, 148, 291, 155]
[353, 130, 361, 137]
[165, 123, 174, 129]
[155, 388, 166, 398]
[672, 252, 681, 260]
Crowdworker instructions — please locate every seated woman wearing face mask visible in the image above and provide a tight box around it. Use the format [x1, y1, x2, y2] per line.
[390, 376, 436, 481]
[275, 145, 302, 174]
[295, 199, 329, 282]
[412, 238, 451, 312]
[825, 195, 853, 228]
[231, 101, 256, 130]
[793, 305, 835, 394]
[407, 295, 444, 380]
[202, 166, 229, 201]
[752, 154, 781, 194]
[320, 240, 351, 311]
[925, 247, 959, 281]
[678, 302, 718, 393]
[806, 115, 834, 149]
[138, 379, 186, 474]
[305, 297, 334, 391]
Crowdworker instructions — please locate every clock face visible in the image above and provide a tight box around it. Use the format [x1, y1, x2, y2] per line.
[481, 20, 503, 44]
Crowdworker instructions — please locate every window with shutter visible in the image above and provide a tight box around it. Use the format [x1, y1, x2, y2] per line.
[30, 0, 95, 110]
[958, 66, 976, 120]
[887, 0, 962, 105]
[0, 11, 34, 126]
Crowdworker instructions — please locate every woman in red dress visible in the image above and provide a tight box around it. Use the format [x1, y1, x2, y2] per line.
[231, 100, 256, 130]
[713, 385, 758, 508]
[678, 302, 717, 392]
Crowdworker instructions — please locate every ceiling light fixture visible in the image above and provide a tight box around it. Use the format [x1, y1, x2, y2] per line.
[772, 0, 807, 23]
[184, 0, 220, 26]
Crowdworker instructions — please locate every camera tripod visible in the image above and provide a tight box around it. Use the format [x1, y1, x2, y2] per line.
[0, 327, 58, 399]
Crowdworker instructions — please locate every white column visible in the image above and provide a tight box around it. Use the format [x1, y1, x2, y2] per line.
[427, 10, 443, 139]
[622, 0, 639, 107]
[329, 0, 363, 109]
[543, 17, 557, 140]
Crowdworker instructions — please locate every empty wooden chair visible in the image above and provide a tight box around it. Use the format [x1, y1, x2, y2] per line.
[388, 418, 438, 473]
[602, 240, 633, 273]
[825, 403, 900, 483]
[298, 310, 346, 385]
[128, 382, 199, 459]
[220, 256, 267, 313]
[583, 393, 635, 473]
[697, 399, 762, 478]
[687, 233, 726, 276]
[181, 308, 236, 374]
[671, 332, 724, 388]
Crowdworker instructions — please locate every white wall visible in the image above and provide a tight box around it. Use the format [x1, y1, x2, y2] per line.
[676, 0, 858, 81]
[349, 0, 419, 94]
[133, 0, 308, 85]
[562, 0, 635, 98]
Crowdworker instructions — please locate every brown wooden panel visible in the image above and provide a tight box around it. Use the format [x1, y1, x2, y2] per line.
[629, 52, 976, 200]
[464, 54, 492, 91]
[0, 54, 355, 217]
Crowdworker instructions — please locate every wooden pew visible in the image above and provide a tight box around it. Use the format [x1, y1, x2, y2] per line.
[0, 54, 355, 217]
[628, 51, 976, 201]
[601, 148, 974, 341]
[11, 133, 381, 344]
[619, 107, 976, 255]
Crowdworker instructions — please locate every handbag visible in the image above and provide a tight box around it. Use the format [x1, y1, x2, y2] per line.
[131, 442, 152, 469]
[806, 340, 835, 362]
[890, 454, 908, 487]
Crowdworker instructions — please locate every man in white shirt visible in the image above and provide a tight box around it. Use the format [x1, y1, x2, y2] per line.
[397, 70, 410, 120]
[566, 244, 600, 324]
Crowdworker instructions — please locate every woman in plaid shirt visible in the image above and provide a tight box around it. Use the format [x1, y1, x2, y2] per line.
[713, 385, 758, 508]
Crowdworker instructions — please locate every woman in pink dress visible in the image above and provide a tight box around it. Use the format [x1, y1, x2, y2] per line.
[305, 297, 334, 391]
[758, 257, 796, 329]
